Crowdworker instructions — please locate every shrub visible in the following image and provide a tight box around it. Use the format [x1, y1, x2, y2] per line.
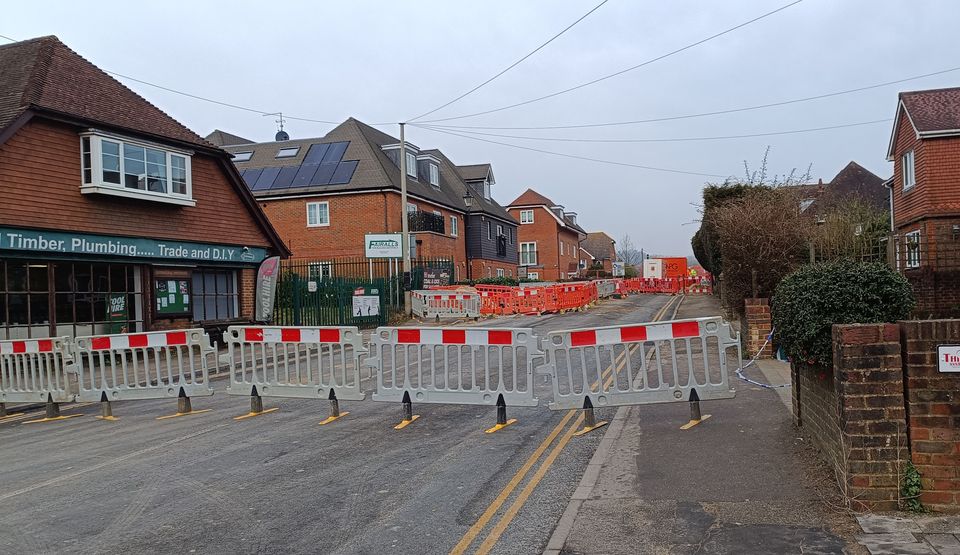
[771, 260, 915, 366]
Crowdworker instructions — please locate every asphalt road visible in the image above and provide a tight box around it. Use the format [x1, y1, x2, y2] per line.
[0, 294, 675, 555]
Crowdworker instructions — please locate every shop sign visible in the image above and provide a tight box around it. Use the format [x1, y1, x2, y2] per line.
[255, 257, 281, 322]
[0, 227, 266, 263]
[612, 261, 625, 277]
[365, 233, 403, 258]
[422, 266, 452, 287]
[939, 345, 960, 373]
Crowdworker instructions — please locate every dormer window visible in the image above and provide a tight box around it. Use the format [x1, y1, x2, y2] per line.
[429, 164, 439, 186]
[483, 180, 491, 200]
[233, 151, 253, 162]
[405, 152, 417, 178]
[80, 132, 193, 206]
[276, 147, 299, 158]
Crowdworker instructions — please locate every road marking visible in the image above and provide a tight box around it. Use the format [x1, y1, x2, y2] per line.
[0, 423, 229, 502]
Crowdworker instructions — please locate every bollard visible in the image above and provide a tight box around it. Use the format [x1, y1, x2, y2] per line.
[23, 393, 82, 424]
[0, 402, 5, 417]
[680, 389, 712, 430]
[484, 394, 517, 433]
[233, 386, 278, 421]
[178, 395, 192, 415]
[574, 397, 608, 436]
[394, 391, 420, 430]
[319, 390, 348, 426]
[157, 387, 212, 420]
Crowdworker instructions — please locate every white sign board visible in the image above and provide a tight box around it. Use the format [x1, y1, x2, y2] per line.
[643, 259, 663, 279]
[365, 233, 403, 258]
[612, 261, 625, 277]
[307, 281, 317, 293]
[938, 345, 960, 373]
[353, 295, 381, 317]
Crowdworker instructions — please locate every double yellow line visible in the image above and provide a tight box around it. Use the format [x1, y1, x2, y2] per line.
[451, 295, 681, 555]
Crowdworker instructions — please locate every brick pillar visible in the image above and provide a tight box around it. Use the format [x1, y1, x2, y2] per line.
[743, 298, 773, 359]
[833, 323, 908, 511]
[900, 319, 960, 511]
[239, 268, 256, 320]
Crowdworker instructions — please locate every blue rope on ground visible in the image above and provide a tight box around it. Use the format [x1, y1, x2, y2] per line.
[735, 329, 792, 389]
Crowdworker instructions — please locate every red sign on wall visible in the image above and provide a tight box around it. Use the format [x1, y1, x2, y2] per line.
[661, 257, 688, 279]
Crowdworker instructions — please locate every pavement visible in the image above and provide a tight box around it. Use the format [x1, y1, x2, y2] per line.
[546, 294, 862, 555]
[856, 514, 960, 554]
[0, 293, 678, 555]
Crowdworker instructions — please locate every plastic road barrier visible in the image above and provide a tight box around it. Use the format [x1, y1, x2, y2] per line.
[74, 330, 215, 403]
[0, 337, 74, 404]
[225, 326, 366, 402]
[411, 290, 481, 319]
[367, 327, 542, 408]
[543, 317, 738, 410]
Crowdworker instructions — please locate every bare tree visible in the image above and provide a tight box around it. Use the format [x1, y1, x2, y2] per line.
[618, 234, 643, 267]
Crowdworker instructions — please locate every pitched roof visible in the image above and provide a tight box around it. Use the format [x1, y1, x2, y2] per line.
[900, 87, 960, 133]
[582, 232, 616, 261]
[205, 129, 254, 147]
[457, 163, 492, 182]
[798, 161, 888, 214]
[224, 118, 516, 223]
[508, 188, 557, 208]
[0, 36, 213, 149]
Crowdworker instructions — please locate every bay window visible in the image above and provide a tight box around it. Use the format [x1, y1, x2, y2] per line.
[80, 132, 193, 206]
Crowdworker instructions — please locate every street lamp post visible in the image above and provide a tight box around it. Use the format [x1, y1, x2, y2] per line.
[463, 188, 473, 281]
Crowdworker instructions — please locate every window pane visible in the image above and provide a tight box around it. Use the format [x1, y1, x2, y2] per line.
[54, 263, 74, 292]
[171, 155, 187, 195]
[56, 293, 75, 324]
[75, 296, 92, 322]
[146, 159, 167, 193]
[93, 264, 109, 292]
[215, 273, 228, 295]
[30, 294, 49, 324]
[8, 294, 27, 325]
[216, 295, 229, 320]
[110, 265, 127, 292]
[93, 293, 107, 322]
[29, 264, 48, 291]
[307, 204, 317, 225]
[318, 203, 329, 224]
[124, 144, 146, 189]
[74, 265, 92, 292]
[8, 262, 27, 291]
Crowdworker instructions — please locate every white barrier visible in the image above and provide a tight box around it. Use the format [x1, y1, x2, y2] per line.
[368, 327, 541, 407]
[595, 280, 617, 299]
[225, 326, 366, 401]
[411, 291, 481, 319]
[544, 317, 737, 410]
[74, 330, 215, 402]
[0, 337, 75, 404]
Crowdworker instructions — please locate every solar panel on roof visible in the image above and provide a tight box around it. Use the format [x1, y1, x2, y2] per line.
[330, 160, 359, 185]
[302, 143, 330, 165]
[321, 142, 348, 164]
[311, 163, 337, 186]
[241, 168, 263, 188]
[292, 164, 321, 187]
[253, 166, 281, 191]
[271, 166, 299, 189]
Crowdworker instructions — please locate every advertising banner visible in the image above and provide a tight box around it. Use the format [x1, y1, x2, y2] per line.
[255, 256, 281, 322]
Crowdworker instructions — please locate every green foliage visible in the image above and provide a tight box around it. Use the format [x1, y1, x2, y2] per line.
[456, 276, 519, 287]
[901, 461, 926, 513]
[771, 260, 915, 366]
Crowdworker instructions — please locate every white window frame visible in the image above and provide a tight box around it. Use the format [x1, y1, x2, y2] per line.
[308, 262, 333, 281]
[406, 152, 418, 178]
[450, 215, 459, 237]
[407, 202, 418, 213]
[520, 242, 537, 266]
[527, 271, 539, 280]
[497, 224, 503, 237]
[80, 132, 194, 206]
[232, 151, 253, 162]
[429, 163, 439, 186]
[905, 230, 921, 268]
[902, 150, 916, 191]
[487, 221, 492, 240]
[483, 180, 491, 200]
[560, 241, 564, 255]
[519, 209, 534, 224]
[496, 268, 505, 278]
[276, 147, 300, 158]
[306, 201, 330, 227]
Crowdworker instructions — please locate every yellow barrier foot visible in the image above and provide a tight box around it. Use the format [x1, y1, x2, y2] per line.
[394, 415, 420, 430]
[96, 415, 120, 421]
[680, 414, 712, 430]
[0, 412, 25, 421]
[156, 408, 212, 421]
[234, 407, 279, 421]
[573, 420, 608, 437]
[484, 418, 518, 434]
[318, 411, 349, 426]
[24, 414, 83, 424]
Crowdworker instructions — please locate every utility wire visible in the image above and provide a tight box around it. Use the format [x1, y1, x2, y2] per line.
[422, 66, 960, 130]
[408, 0, 610, 122]
[417, 0, 804, 124]
[416, 118, 892, 144]
[410, 123, 726, 178]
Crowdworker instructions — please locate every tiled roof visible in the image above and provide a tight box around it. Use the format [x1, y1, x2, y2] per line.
[205, 129, 254, 147]
[793, 161, 888, 214]
[457, 163, 491, 182]
[582, 232, 616, 260]
[508, 188, 557, 208]
[900, 87, 960, 133]
[0, 36, 214, 149]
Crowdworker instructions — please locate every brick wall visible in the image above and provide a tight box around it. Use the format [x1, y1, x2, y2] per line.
[239, 268, 256, 320]
[742, 298, 773, 359]
[794, 363, 843, 480]
[509, 206, 580, 281]
[901, 320, 960, 511]
[468, 259, 519, 280]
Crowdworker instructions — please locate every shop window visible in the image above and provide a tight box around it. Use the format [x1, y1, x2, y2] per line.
[80, 132, 194, 206]
[191, 269, 238, 322]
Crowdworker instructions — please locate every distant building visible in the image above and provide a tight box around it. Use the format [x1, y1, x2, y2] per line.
[506, 189, 587, 281]
[581, 232, 617, 276]
[795, 161, 888, 221]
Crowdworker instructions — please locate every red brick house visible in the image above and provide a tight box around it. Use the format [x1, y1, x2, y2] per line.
[213, 119, 518, 282]
[507, 189, 587, 281]
[886, 86, 960, 316]
[581, 232, 617, 275]
[0, 36, 288, 340]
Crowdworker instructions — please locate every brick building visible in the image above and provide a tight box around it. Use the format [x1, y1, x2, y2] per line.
[507, 189, 587, 281]
[0, 36, 288, 340]
[886, 86, 960, 316]
[213, 119, 518, 281]
[580, 232, 617, 275]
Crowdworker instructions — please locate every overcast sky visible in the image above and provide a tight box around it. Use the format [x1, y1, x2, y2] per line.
[7, 0, 959, 255]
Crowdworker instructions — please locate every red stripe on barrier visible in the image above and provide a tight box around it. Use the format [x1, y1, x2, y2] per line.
[570, 330, 597, 347]
[672, 322, 700, 338]
[442, 329, 466, 344]
[166, 332, 187, 345]
[128, 334, 149, 348]
[619, 326, 647, 342]
[281, 329, 301, 342]
[487, 330, 512, 345]
[245, 328, 263, 342]
[12, 341, 25, 354]
[397, 329, 421, 343]
[319, 329, 341, 343]
[91, 337, 111, 350]
[37, 339, 53, 352]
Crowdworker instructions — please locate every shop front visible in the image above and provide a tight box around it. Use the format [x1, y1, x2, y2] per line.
[0, 227, 267, 340]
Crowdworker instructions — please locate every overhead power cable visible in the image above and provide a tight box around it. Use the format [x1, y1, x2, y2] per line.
[417, 0, 804, 124]
[421, 66, 960, 131]
[408, 0, 610, 122]
[409, 123, 726, 178]
[416, 118, 892, 144]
